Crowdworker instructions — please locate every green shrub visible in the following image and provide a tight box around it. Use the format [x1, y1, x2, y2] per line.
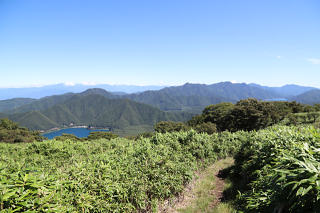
[0, 130, 242, 212]
[154, 121, 190, 133]
[86, 131, 118, 140]
[233, 125, 320, 212]
[54, 133, 81, 141]
[0, 118, 44, 143]
[193, 122, 217, 134]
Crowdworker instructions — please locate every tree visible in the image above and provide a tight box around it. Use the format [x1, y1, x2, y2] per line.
[228, 99, 281, 131]
[201, 102, 234, 131]
[0, 118, 44, 143]
[54, 133, 80, 141]
[287, 114, 298, 125]
[314, 104, 320, 111]
[307, 112, 319, 123]
[288, 101, 304, 113]
[0, 118, 19, 130]
[193, 122, 217, 134]
[187, 115, 204, 127]
[154, 121, 190, 133]
[87, 132, 118, 140]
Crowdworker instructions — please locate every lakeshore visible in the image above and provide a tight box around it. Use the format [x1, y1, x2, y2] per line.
[42, 126, 110, 139]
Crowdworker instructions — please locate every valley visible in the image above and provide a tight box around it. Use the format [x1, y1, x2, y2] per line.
[0, 82, 319, 136]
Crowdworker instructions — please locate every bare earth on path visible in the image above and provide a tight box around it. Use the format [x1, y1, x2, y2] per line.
[159, 157, 234, 213]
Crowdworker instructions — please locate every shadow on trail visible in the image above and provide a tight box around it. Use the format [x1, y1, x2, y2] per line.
[216, 165, 248, 210]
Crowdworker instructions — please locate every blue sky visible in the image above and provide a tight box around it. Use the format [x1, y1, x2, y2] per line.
[0, 0, 319, 88]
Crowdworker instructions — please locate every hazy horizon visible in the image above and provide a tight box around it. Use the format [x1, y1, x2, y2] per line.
[0, 81, 318, 90]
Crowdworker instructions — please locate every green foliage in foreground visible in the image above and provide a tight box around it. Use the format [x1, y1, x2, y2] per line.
[233, 125, 320, 212]
[0, 118, 44, 143]
[0, 130, 242, 212]
[155, 121, 217, 135]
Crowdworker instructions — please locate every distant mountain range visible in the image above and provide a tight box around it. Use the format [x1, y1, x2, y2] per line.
[0, 82, 319, 132]
[249, 83, 316, 97]
[0, 92, 191, 130]
[123, 82, 319, 112]
[0, 82, 318, 101]
[0, 83, 165, 100]
[289, 89, 320, 105]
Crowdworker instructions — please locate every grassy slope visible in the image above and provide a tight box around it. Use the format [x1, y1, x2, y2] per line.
[0, 130, 242, 212]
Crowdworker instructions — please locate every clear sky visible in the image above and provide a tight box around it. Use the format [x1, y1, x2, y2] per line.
[0, 0, 319, 88]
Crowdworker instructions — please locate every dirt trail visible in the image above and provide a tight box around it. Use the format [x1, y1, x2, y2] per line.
[159, 157, 233, 213]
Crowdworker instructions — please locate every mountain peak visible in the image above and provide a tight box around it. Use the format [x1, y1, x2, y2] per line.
[80, 88, 113, 97]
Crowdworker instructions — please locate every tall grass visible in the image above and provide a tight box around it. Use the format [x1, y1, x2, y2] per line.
[233, 125, 320, 212]
[0, 130, 242, 212]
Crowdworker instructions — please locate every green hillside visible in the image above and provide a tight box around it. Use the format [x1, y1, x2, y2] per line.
[0, 98, 35, 112]
[8, 93, 76, 114]
[5, 94, 192, 131]
[291, 89, 320, 105]
[9, 111, 59, 130]
[124, 82, 281, 113]
[4, 82, 319, 116]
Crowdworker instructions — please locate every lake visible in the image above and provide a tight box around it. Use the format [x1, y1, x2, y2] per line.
[42, 128, 109, 139]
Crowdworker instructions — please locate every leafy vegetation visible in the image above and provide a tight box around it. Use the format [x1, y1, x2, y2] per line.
[86, 131, 118, 141]
[231, 125, 320, 212]
[154, 121, 191, 133]
[0, 118, 44, 143]
[0, 130, 242, 212]
[155, 120, 217, 135]
[53, 133, 81, 141]
[186, 99, 320, 132]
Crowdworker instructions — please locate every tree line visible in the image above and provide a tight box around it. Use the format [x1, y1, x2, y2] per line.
[1, 98, 320, 143]
[155, 99, 320, 134]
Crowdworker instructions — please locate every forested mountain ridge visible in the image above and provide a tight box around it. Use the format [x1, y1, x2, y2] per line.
[1, 89, 118, 114]
[5, 93, 76, 114]
[1, 82, 319, 116]
[0, 94, 192, 130]
[0, 83, 164, 100]
[290, 89, 320, 105]
[249, 83, 316, 97]
[0, 98, 36, 112]
[123, 82, 284, 112]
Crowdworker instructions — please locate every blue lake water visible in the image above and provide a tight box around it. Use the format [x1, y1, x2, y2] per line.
[43, 128, 109, 139]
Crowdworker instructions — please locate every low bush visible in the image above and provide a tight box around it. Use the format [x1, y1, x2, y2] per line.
[0, 130, 242, 212]
[0, 118, 44, 143]
[233, 125, 320, 212]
